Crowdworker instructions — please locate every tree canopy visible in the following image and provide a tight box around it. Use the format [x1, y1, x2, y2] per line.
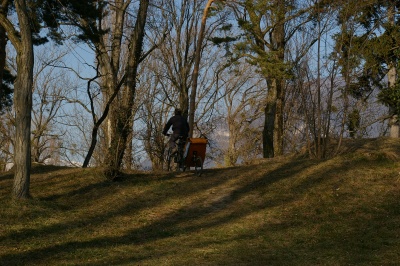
[0, 0, 399, 198]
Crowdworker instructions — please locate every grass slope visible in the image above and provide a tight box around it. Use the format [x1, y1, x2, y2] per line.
[1, 138, 400, 265]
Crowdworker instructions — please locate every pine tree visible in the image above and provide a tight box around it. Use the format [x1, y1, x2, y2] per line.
[0, 0, 102, 199]
[333, 0, 400, 137]
[229, 0, 316, 157]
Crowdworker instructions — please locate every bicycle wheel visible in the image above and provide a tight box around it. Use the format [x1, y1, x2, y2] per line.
[194, 156, 203, 176]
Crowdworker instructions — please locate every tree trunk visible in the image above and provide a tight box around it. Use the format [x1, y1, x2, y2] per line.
[387, 1, 398, 138]
[189, 0, 214, 137]
[226, 116, 239, 166]
[388, 65, 398, 137]
[12, 0, 34, 199]
[124, 130, 134, 170]
[180, 87, 189, 118]
[260, 0, 286, 158]
[82, 76, 123, 168]
[263, 79, 277, 158]
[82, 0, 131, 167]
[0, 24, 6, 94]
[104, 0, 149, 180]
[274, 79, 284, 156]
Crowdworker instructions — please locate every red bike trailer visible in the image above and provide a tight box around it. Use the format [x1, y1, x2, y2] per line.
[183, 138, 208, 168]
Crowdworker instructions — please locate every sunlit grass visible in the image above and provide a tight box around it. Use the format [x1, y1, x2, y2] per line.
[1, 137, 400, 265]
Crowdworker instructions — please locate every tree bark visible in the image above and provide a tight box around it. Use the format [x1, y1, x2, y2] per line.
[263, 79, 277, 158]
[104, 0, 149, 179]
[82, 0, 131, 167]
[10, 0, 34, 199]
[189, 0, 214, 137]
[387, 1, 398, 138]
[262, 1, 286, 158]
[0, 24, 6, 98]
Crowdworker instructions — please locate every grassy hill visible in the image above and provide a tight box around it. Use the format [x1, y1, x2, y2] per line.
[1, 137, 400, 265]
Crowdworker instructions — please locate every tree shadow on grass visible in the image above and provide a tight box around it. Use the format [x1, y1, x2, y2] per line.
[0, 159, 316, 264]
[0, 171, 13, 182]
[1, 156, 395, 265]
[262, 191, 400, 265]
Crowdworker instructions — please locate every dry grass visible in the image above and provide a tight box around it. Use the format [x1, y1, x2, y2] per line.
[1, 137, 400, 265]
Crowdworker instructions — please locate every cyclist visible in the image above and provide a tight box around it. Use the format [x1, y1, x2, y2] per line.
[162, 108, 190, 151]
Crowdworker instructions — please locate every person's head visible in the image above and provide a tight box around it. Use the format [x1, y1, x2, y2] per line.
[174, 108, 182, 115]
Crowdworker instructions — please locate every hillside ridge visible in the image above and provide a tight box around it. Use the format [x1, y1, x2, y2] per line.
[0, 137, 399, 265]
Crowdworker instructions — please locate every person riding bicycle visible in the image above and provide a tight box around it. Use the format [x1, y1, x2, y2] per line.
[163, 108, 190, 151]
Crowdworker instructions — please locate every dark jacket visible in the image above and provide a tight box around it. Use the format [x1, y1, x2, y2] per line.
[163, 115, 190, 137]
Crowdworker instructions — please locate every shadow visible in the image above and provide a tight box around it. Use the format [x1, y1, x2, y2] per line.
[260, 191, 400, 265]
[30, 164, 73, 174]
[0, 165, 75, 182]
[0, 158, 316, 264]
[1, 155, 397, 265]
[0, 171, 13, 182]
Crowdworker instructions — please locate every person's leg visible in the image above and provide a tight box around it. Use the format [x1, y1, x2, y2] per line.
[168, 133, 179, 151]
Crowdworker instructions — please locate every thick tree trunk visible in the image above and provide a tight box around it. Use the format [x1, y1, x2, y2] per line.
[179, 87, 189, 118]
[274, 79, 284, 156]
[263, 78, 285, 158]
[82, 1, 130, 167]
[225, 118, 239, 166]
[104, 0, 149, 180]
[124, 130, 134, 170]
[105, 101, 131, 178]
[12, 0, 34, 199]
[189, 0, 214, 137]
[263, 79, 277, 158]
[261, 0, 286, 158]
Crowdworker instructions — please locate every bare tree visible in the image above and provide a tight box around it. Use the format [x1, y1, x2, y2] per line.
[103, 0, 150, 179]
[189, 0, 219, 137]
[154, 0, 226, 117]
[31, 48, 71, 164]
[228, 0, 318, 158]
[130, 0, 228, 170]
[69, 0, 153, 179]
[214, 61, 264, 166]
[0, 0, 34, 199]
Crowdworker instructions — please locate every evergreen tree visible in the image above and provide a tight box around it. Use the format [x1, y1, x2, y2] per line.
[0, 69, 14, 113]
[0, 0, 103, 199]
[228, 0, 316, 157]
[333, 0, 400, 137]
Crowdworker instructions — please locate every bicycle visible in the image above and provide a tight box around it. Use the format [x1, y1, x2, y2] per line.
[165, 134, 207, 176]
[165, 135, 186, 172]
